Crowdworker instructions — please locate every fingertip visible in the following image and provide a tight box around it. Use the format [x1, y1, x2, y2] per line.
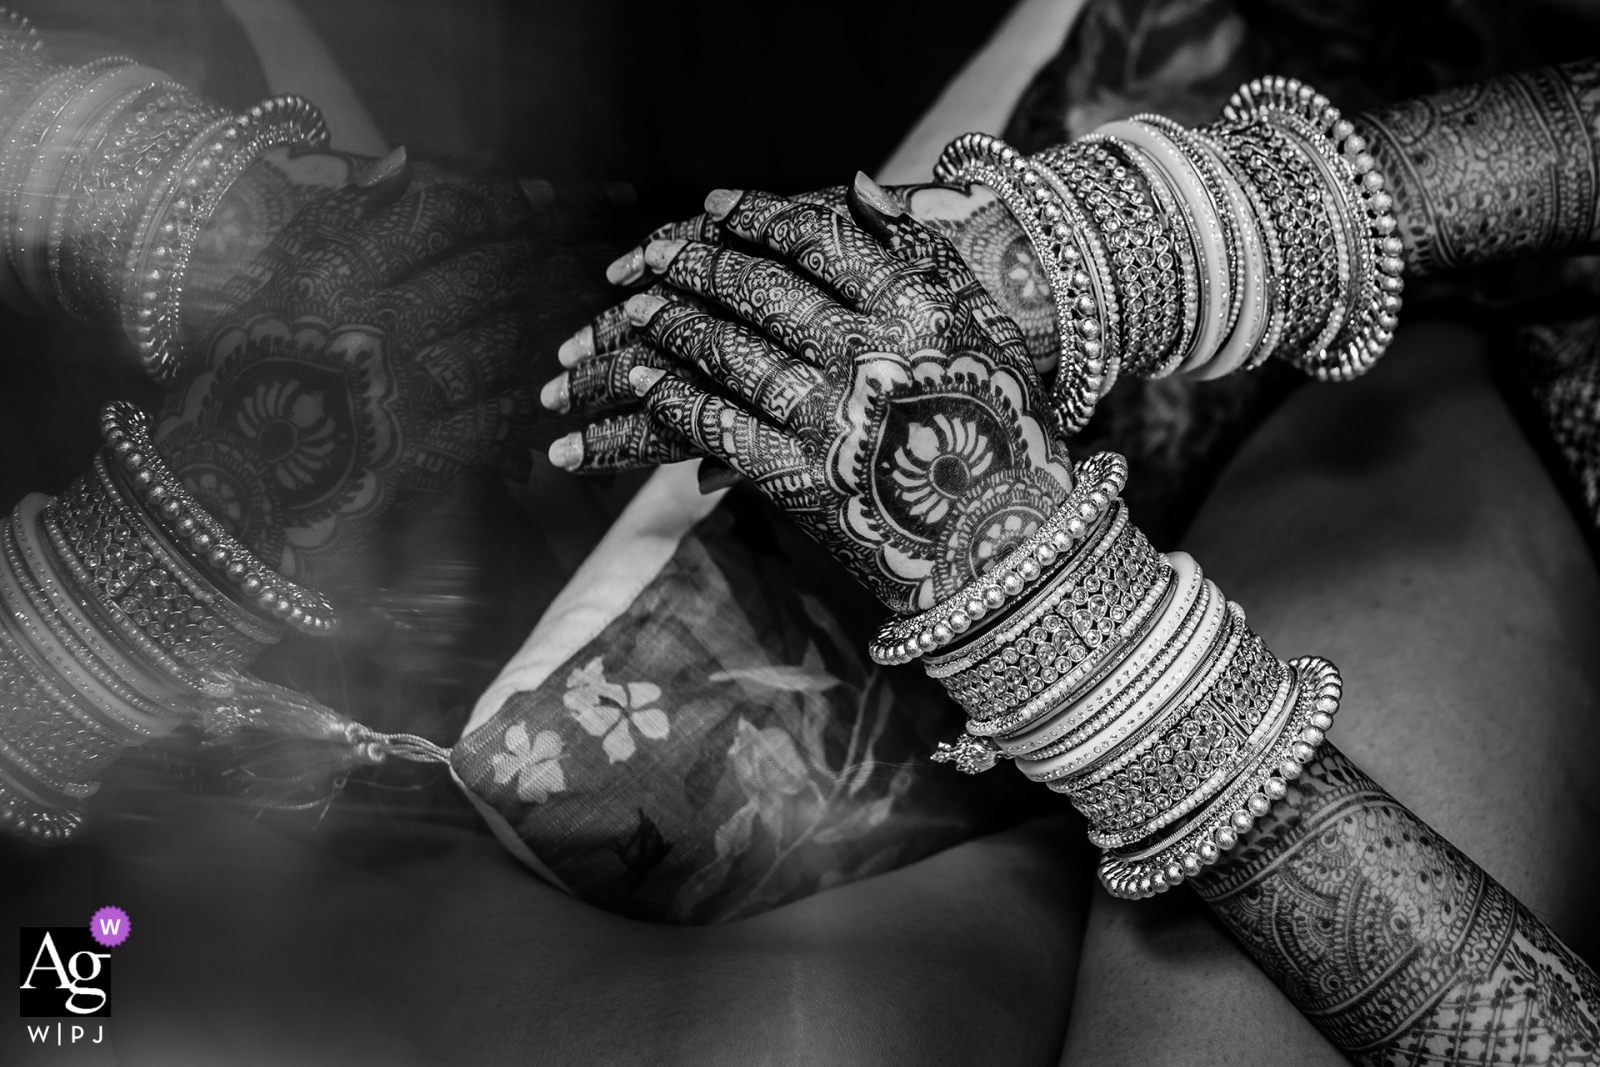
[605, 247, 645, 285]
[547, 431, 584, 471]
[625, 292, 668, 328]
[357, 145, 409, 187]
[557, 326, 594, 367]
[643, 238, 687, 273]
[704, 188, 744, 220]
[629, 365, 667, 397]
[540, 373, 571, 413]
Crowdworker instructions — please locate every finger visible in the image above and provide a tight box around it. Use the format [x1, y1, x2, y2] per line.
[377, 237, 545, 343]
[414, 312, 532, 405]
[629, 294, 828, 430]
[547, 342, 677, 416]
[555, 283, 712, 368]
[333, 179, 539, 288]
[707, 188, 916, 313]
[401, 392, 533, 490]
[603, 212, 727, 286]
[634, 369, 813, 500]
[644, 238, 869, 368]
[547, 413, 698, 473]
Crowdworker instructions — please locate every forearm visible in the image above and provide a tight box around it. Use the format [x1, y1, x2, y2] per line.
[1357, 57, 1600, 277]
[1193, 743, 1600, 1065]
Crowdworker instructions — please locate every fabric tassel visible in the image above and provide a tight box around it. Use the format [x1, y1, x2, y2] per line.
[197, 669, 451, 810]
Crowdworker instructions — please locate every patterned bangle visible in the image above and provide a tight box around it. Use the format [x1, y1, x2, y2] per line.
[50, 457, 278, 667]
[935, 513, 1172, 737]
[1137, 116, 1270, 381]
[1005, 553, 1209, 760]
[935, 133, 1118, 435]
[1022, 581, 1233, 783]
[1097, 655, 1342, 899]
[121, 95, 328, 383]
[1188, 126, 1288, 372]
[99, 401, 338, 635]
[869, 452, 1127, 664]
[1221, 77, 1404, 379]
[1078, 610, 1286, 843]
[1036, 141, 1180, 384]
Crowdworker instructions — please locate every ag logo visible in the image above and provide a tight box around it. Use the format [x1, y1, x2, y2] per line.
[19, 929, 111, 1018]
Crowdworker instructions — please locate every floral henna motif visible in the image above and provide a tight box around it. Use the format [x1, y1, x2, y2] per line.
[155, 172, 546, 587]
[629, 181, 1074, 613]
[1194, 745, 1600, 1065]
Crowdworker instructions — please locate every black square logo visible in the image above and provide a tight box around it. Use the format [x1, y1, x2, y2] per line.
[19, 928, 111, 1018]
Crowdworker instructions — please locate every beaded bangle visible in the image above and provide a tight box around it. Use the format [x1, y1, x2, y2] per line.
[122, 95, 328, 382]
[935, 134, 1118, 435]
[98, 402, 338, 635]
[1097, 656, 1341, 898]
[1036, 141, 1178, 386]
[1222, 76, 1403, 379]
[1078, 134, 1201, 378]
[870, 452, 1127, 664]
[0, 761, 82, 843]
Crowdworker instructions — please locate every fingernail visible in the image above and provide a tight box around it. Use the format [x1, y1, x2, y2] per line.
[852, 170, 905, 217]
[625, 292, 668, 327]
[557, 326, 594, 367]
[519, 177, 555, 207]
[704, 188, 744, 220]
[358, 145, 408, 187]
[547, 432, 584, 470]
[644, 238, 686, 273]
[605, 247, 645, 285]
[540, 373, 570, 413]
[629, 366, 666, 397]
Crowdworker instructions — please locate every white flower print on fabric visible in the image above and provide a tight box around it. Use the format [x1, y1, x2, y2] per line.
[490, 722, 566, 803]
[564, 656, 670, 763]
[891, 413, 995, 525]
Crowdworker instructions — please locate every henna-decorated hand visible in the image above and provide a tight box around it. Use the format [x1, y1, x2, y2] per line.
[153, 152, 549, 591]
[613, 175, 1075, 613]
[541, 179, 1057, 472]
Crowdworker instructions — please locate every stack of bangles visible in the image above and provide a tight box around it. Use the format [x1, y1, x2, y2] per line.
[0, 8, 329, 380]
[935, 75, 1404, 435]
[876, 452, 1340, 899]
[0, 401, 338, 843]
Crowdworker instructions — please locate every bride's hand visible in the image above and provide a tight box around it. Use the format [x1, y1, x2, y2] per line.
[542, 180, 1057, 472]
[152, 155, 548, 591]
[614, 175, 1074, 613]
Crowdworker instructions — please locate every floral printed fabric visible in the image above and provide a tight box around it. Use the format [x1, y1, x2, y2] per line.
[453, 497, 1036, 925]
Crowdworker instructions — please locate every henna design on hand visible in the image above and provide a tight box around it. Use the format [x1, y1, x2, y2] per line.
[1357, 60, 1600, 276]
[155, 168, 547, 588]
[626, 178, 1074, 613]
[1194, 745, 1600, 1065]
[549, 181, 1059, 474]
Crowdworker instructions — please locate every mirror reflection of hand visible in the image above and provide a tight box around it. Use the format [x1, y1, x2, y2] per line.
[617, 176, 1074, 613]
[154, 155, 547, 591]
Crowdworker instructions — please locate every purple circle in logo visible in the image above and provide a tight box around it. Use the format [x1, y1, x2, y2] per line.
[89, 905, 130, 948]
